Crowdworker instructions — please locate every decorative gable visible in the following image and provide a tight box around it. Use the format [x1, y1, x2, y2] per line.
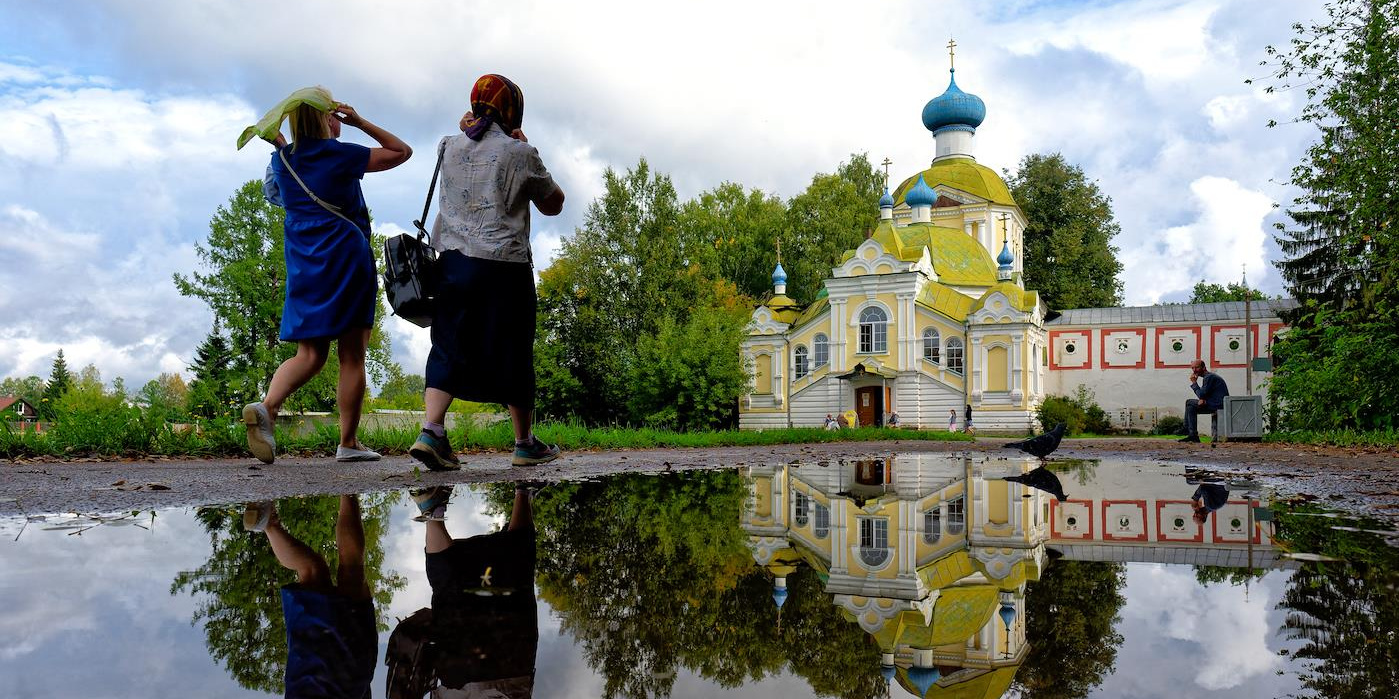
[749, 306, 790, 335]
[970, 291, 1034, 325]
[834, 238, 917, 278]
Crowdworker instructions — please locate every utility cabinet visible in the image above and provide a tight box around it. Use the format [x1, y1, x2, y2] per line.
[1220, 395, 1264, 441]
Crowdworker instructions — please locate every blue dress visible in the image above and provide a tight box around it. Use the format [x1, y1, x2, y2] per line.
[268, 138, 375, 341]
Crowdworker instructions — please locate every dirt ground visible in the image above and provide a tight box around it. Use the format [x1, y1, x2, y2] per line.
[3, 438, 1397, 524]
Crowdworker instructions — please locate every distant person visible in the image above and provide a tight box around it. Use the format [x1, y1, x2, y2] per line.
[824, 414, 838, 430]
[964, 404, 975, 435]
[238, 87, 412, 464]
[1181, 359, 1229, 443]
[948, 409, 957, 432]
[386, 484, 539, 699]
[1191, 482, 1230, 525]
[243, 496, 376, 698]
[409, 74, 566, 472]
[887, 411, 900, 428]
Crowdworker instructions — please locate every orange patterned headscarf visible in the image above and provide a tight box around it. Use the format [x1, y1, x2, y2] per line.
[463, 74, 524, 141]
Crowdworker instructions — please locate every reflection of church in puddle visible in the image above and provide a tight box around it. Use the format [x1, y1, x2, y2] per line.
[742, 455, 1276, 698]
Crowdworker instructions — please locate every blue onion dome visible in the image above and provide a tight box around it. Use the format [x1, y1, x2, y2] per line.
[905, 174, 937, 208]
[908, 666, 941, 696]
[879, 186, 895, 208]
[922, 69, 986, 134]
[880, 664, 897, 683]
[772, 586, 788, 609]
[998, 240, 1015, 268]
[999, 600, 1017, 628]
[772, 263, 788, 286]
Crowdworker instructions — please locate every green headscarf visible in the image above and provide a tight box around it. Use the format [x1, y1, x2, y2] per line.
[236, 86, 336, 149]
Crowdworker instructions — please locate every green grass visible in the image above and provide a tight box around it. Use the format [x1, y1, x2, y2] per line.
[2, 417, 972, 460]
[1263, 428, 1399, 448]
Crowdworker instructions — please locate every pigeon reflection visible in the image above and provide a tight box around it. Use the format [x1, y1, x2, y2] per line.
[387, 483, 539, 699]
[1002, 466, 1069, 502]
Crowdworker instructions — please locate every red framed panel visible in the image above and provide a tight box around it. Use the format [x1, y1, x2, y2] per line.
[1155, 500, 1205, 543]
[1210, 499, 1264, 544]
[1049, 499, 1096, 540]
[1264, 320, 1281, 357]
[1102, 500, 1149, 541]
[1099, 328, 1147, 369]
[1048, 329, 1094, 370]
[1203, 324, 1247, 369]
[1154, 326, 1202, 369]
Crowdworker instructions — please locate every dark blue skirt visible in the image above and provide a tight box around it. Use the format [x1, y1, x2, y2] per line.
[426, 251, 536, 409]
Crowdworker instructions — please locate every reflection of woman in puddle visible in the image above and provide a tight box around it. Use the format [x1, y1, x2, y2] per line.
[1192, 483, 1230, 525]
[243, 496, 376, 699]
[387, 484, 538, 699]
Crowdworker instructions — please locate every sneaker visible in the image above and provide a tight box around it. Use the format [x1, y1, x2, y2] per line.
[1178, 435, 1201, 443]
[242, 403, 276, 464]
[409, 430, 460, 471]
[410, 485, 453, 521]
[336, 443, 382, 462]
[513, 437, 561, 466]
[242, 501, 276, 532]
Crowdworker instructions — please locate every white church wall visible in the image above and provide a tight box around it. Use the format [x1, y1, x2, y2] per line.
[1045, 318, 1283, 429]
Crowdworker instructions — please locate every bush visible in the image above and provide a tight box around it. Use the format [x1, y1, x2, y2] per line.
[1154, 415, 1186, 436]
[1037, 386, 1113, 435]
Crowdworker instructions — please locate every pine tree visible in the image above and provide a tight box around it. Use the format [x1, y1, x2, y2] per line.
[186, 327, 235, 418]
[39, 349, 72, 419]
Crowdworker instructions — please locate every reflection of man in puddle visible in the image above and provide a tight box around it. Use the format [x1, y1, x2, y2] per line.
[1192, 482, 1229, 525]
[242, 495, 376, 699]
[387, 484, 538, 699]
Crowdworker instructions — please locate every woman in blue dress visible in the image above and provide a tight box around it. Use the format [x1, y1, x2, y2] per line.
[241, 89, 412, 464]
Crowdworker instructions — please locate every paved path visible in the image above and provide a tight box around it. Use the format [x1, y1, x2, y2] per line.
[3, 438, 1397, 523]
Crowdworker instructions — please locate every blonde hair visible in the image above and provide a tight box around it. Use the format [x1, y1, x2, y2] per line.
[288, 102, 331, 148]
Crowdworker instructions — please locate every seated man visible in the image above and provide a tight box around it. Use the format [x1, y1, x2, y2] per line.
[1181, 359, 1229, 443]
[1191, 482, 1230, 525]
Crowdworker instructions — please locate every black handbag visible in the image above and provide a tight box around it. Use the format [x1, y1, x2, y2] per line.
[382, 144, 445, 328]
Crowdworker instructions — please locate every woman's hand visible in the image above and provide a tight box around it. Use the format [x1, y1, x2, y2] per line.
[509, 128, 528, 143]
[332, 103, 365, 129]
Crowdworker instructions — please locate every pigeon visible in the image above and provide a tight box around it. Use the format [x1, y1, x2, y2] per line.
[1004, 466, 1069, 501]
[1003, 423, 1066, 461]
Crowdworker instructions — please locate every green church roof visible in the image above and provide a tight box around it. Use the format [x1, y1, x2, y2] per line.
[870, 221, 997, 286]
[893, 157, 1016, 207]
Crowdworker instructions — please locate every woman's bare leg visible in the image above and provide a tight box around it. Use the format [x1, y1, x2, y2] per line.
[335, 328, 371, 448]
[263, 340, 330, 417]
[334, 494, 370, 600]
[425, 520, 454, 554]
[424, 388, 453, 426]
[508, 405, 532, 443]
[264, 511, 331, 589]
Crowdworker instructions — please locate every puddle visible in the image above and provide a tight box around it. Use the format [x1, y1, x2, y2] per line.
[1, 455, 1395, 698]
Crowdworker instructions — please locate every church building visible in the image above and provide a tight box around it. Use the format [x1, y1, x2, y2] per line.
[739, 54, 1289, 433]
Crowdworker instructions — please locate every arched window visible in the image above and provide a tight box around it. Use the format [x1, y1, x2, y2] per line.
[859, 518, 890, 567]
[813, 334, 829, 367]
[858, 307, 888, 354]
[947, 497, 965, 535]
[923, 508, 942, 544]
[794, 491, 810, 526]
[946, 337, 964, 374]
[814, 502, 830, 539]
[922, 327, 941, 363]
[794, 345, 809, 379]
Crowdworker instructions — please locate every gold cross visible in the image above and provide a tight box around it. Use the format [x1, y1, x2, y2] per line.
[947, 38, 957, 70]
[480, 566, 493, 587]
[775, 237, 782, 265]
[881, 157, 892, 186]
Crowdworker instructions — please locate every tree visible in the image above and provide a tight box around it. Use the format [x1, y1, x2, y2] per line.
[39, 349, 72, 419]
[1259, 0, 1399, 431]
[137, 373, 189, 419]
[371, 364, 425, 410]
[677, 182, 790, 300]
[174, 181, 396, 414]
[1189, 280, 1269, 303]
[1012, 559, 1127, 699]
[1005, 153, 1124, 309]
[783, 154, 883, 304]
[186, 327, 236, 418]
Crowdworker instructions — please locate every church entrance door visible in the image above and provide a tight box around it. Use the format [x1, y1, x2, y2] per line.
[856, 386, 882, 428]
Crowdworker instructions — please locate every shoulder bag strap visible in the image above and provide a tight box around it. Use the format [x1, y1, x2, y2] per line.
[413, 141, 447, 243]
[278, 147, 366, 237]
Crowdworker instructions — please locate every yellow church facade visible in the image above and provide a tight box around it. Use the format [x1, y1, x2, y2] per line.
[741, 62, 1049, 433]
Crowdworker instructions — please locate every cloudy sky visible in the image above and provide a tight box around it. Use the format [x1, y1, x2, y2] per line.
[0, 0, 1325, 388]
